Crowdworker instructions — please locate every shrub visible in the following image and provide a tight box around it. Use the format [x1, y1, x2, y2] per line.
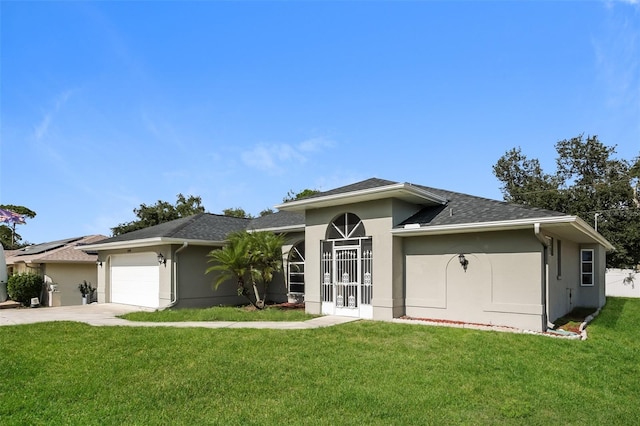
[7, 273, 44, 306]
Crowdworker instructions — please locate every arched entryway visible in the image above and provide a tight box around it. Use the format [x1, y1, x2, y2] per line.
[320, 213, 373, 318]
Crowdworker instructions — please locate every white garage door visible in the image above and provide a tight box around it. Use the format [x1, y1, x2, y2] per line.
[110, 253, 160, 308]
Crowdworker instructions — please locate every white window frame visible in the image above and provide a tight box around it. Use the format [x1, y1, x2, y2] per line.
[580, 248, 594, 287]
[287, 241, 305, 295]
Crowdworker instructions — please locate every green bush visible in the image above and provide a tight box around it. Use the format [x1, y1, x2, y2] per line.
[7, 273, 44, 306]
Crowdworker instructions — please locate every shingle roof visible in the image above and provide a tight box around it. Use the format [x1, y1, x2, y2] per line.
[304, 177, 398, 200]
[285, 177, 566, 226]
[6, 235, 107, 264]
[95, 213, 251, 244]
[398, 184, 566, 227]
[78, 179, 574, 251]
[249, 211, 304, 230]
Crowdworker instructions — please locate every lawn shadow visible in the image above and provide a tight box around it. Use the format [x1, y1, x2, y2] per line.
[553, 307, 597, 333]
[593, 297, 628, 330]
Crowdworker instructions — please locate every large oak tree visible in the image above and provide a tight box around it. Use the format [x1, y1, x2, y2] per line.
[111, 194, 205, 236]
[493, 135, 639, 268]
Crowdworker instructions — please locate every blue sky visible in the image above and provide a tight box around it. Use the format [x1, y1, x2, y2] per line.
[1, 0, 639, 244]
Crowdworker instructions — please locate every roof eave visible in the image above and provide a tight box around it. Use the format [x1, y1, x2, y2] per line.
[77, 237, 227, 251]
[275, 183, 447, 212]
[247, 224, 305, 233]
[391, 215, 615, 250]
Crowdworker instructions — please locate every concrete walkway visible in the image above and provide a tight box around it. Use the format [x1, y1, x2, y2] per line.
[0, 303, 360, 329]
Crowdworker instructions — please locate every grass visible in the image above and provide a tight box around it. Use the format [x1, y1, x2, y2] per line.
[1, 297, 639, 425]
[120, 304, 318, 322]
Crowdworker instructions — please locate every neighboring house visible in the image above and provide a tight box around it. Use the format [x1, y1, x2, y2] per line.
[82, 178, 613, 332]
[5, 235, 107, 306]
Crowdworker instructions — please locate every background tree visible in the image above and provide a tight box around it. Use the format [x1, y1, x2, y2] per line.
[493, 135, 640, 268]
[206, 230, 285, 309]
[282, 188, 320, 202]
[0, 204, 36, 249]
[259, 208, 275, 217]
[221, 189, 322, 220]
[111, 194, 205, 236]
[221, 207, 254, 219]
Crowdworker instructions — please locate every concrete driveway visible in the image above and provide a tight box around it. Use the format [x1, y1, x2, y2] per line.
[0, 303, 359, 329]
[0, 303, 155, 327]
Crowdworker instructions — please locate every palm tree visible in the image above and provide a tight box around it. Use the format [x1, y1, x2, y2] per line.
[206, 232, 254, 305]
[206, 230, 286, 309]
[246, 231, 286, 308]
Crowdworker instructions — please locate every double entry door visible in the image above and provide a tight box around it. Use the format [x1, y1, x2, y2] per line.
[321, 239, 372, 318]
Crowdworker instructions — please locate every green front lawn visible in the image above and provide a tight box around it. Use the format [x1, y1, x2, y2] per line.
[120, 305, 317, 322]
[1, 298, 640, 425]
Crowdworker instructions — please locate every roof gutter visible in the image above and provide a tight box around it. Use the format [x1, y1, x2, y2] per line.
[392, 216, 574, 236]
[391, 215, 615, 250]
[78, 237, 226, 251]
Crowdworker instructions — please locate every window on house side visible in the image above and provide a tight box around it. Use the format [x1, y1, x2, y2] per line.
[581, 249, 594, 287]
[288, 241, 305, 294]
[557, 240, 562, 279]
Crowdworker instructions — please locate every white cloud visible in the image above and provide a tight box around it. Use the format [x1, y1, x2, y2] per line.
[33, 114, 52, 141]
[605, 0, 640, 8]
[299, 137, 335, 153]
[241, 137, 335, 174]
[32, 90, 73, 141]
[592, 7, 639, 109]
[241, 142, 306, 174]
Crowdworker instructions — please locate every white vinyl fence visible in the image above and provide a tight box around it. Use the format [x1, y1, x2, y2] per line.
[606, 269, 639, 298]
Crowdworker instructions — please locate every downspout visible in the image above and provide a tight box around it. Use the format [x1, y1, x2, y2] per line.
[166, 242, 188, 309]
[104, 255, 111, 304]
[534, 223, 550, 330]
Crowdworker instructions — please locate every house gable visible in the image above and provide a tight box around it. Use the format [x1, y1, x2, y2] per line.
[275, 178, 447, 212]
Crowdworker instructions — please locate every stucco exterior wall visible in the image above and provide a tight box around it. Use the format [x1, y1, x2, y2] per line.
[43, 263, 98, 306]
[172, 245, 246, 309]
[576, 244, 606, 309]
[9, 262, 97, 306]
[96, 237, 294, 310]
[546, 236, 578, 323]
[545, 237, 607, 323]
[304, 198, 417, 319]
[403, 229, 546, 331]
[8, 263, 41, 276]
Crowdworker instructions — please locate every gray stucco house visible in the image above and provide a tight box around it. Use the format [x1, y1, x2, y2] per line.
[81, 178, 613, 332]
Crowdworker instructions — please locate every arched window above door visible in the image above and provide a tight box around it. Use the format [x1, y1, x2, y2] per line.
[326, 213, 366, 240]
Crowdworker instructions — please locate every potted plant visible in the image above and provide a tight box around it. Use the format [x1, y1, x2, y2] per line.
[78, 281, 95, 304]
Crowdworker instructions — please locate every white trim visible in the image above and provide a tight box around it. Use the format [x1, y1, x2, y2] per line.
[77, 237, 226, 251]
[580, 248, 595, 287]
[247, 225, 305, 233]
[391, 215, 614, 250]
[275, 182, 447, 212]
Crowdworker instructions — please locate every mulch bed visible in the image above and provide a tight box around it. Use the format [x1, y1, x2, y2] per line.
[241, 302, 305, 311]
[401, 307, 598, 336]
[553, 307, 597, 333]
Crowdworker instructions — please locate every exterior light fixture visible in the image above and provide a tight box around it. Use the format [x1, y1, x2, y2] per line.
[458, 253, 469, 272]
[157, 253, 166, 265]
[96, 260, 103, 267]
